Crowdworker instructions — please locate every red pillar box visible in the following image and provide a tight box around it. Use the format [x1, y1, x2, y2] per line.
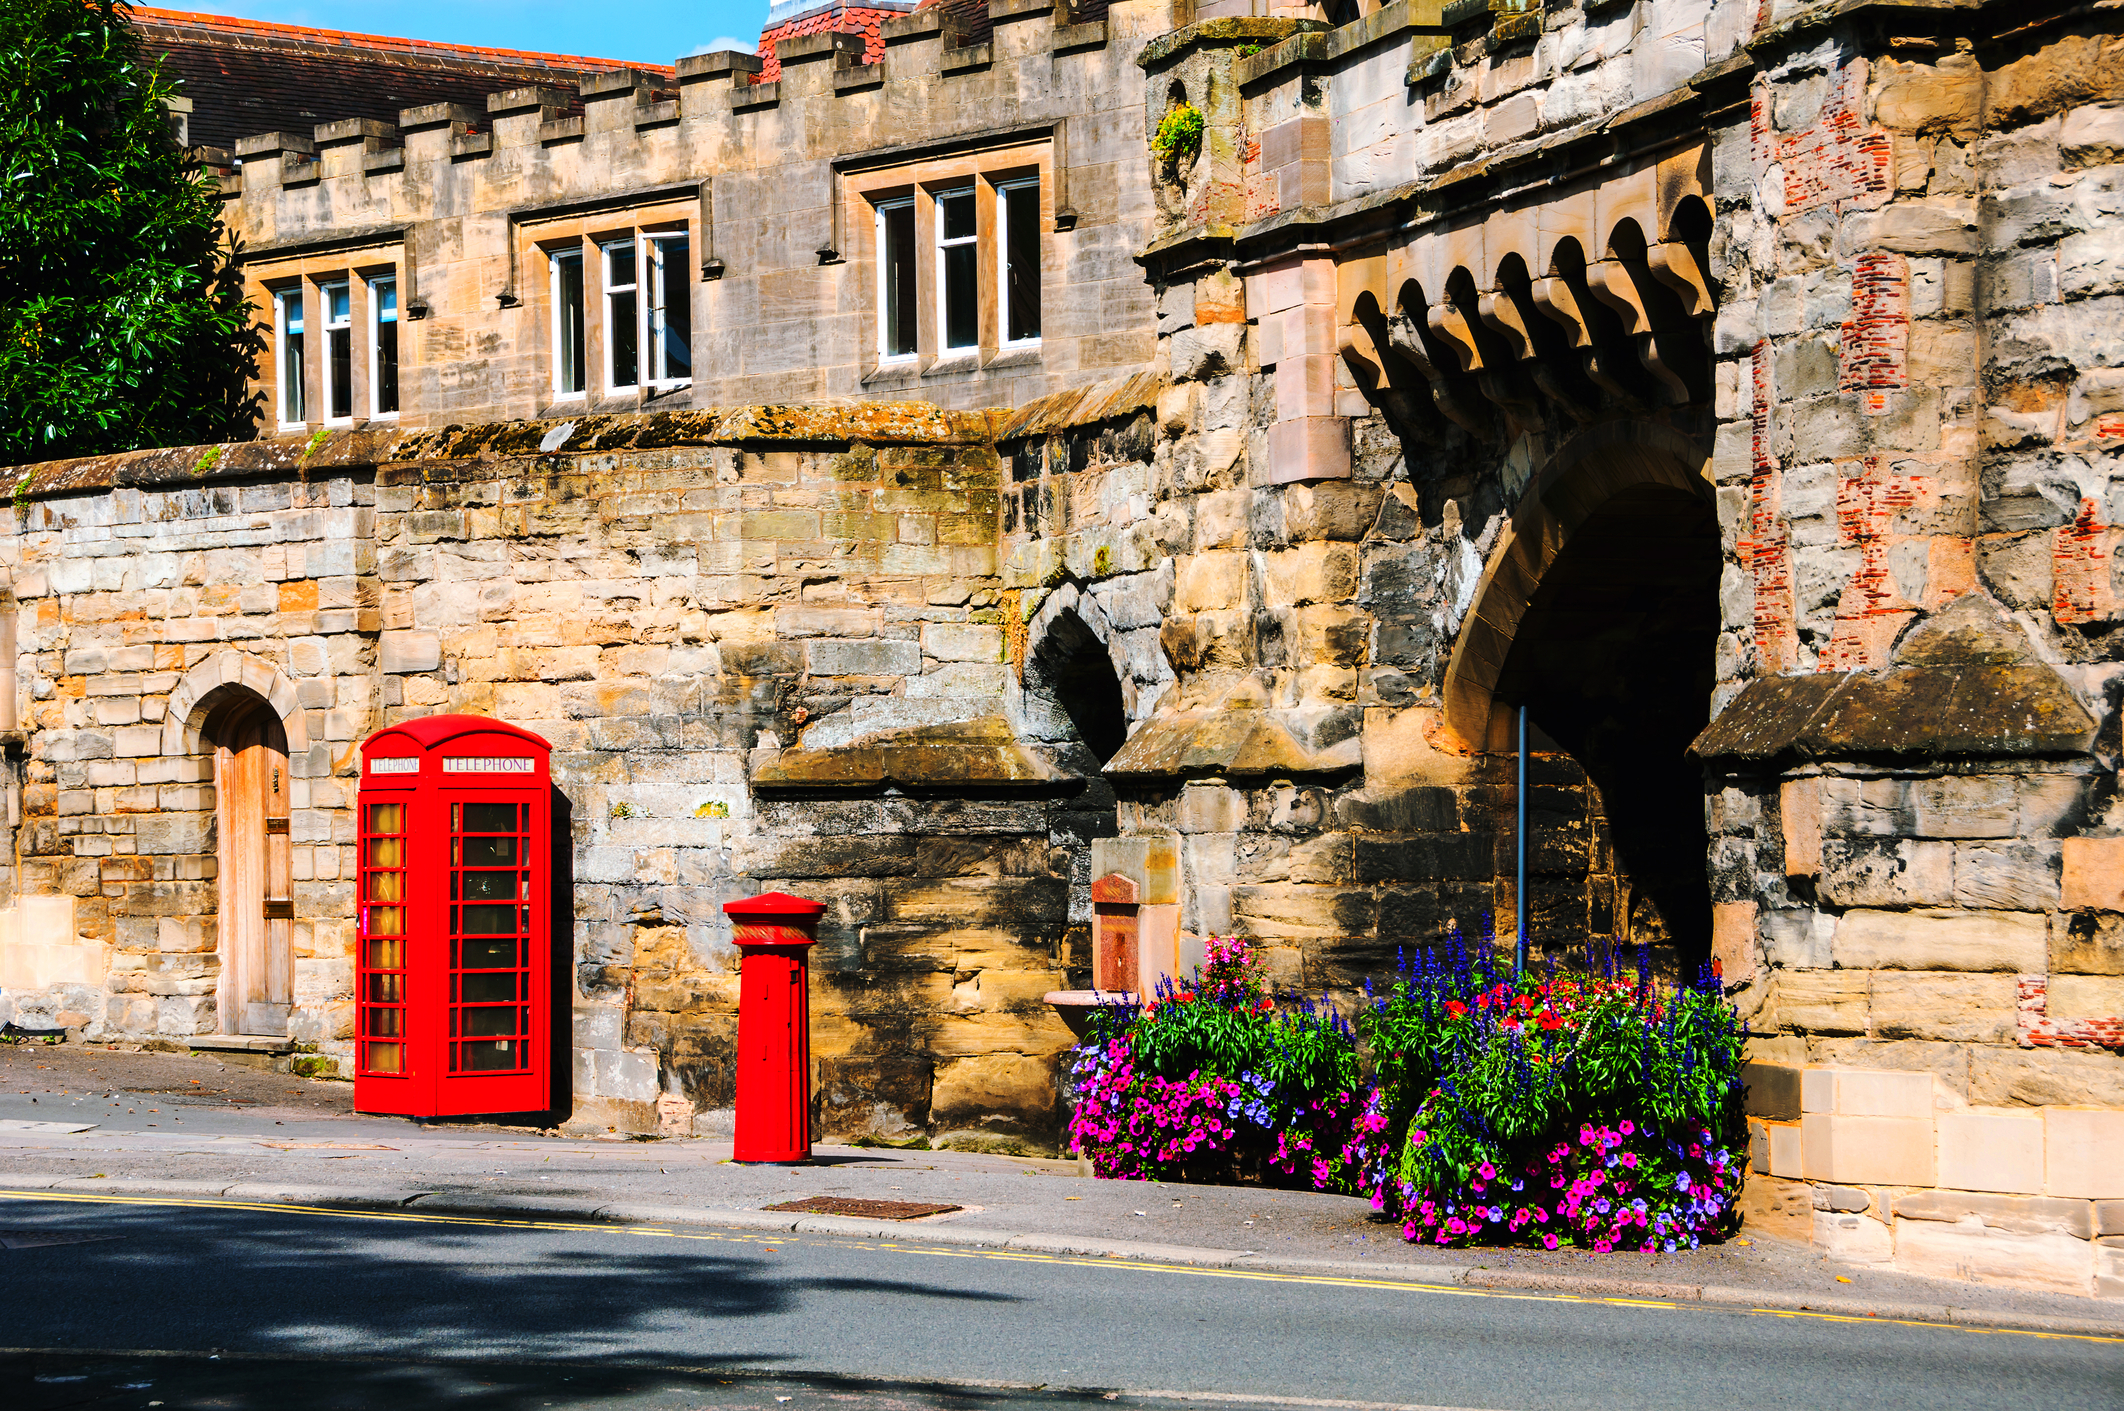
[724, 891, 825, 1164]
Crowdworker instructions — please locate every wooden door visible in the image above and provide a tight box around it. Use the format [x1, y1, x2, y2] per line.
[216, 703, 292, 1035]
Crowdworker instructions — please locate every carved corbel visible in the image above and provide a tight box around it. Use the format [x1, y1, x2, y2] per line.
[1385, 310, 1489, 436]
[1585, 259, 1689, 405]
[1646, 241, 1714, 319]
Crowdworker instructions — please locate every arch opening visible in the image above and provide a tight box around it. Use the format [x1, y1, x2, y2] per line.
[1492, 481, 1722, 960]
[202, 686, 293, 1037]
[1029, 608, 1128, 768]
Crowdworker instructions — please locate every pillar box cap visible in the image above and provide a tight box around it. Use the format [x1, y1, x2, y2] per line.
[723, 890, 825, 948]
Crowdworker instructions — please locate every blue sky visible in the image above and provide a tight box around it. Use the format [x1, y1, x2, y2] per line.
[167, 0, 771, 66]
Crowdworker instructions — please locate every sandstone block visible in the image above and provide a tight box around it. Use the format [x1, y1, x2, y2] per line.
[1952, 842, 2060, 911]
[1713, 901, 1759, 986]
[807, 638, 920, 677]
[1894, 1187, 2090, 1237]
[929, 1052, 1057, 1130]
[1870, 971, 2017, 1044]
[1935, 1110, 2046, 1194]
[1802, 1066, 1934, 1119]
[1769, 1121, 1803, 1178]
[378, 630, 441, 674]
[1813, 1209, 1895, 1264]
[1261, 542, 1358, 607]
[1175, 551, 1251, 613]
[2047, 1108, 2124, 1198]
[2049, 972, 2124, 1019]
[1801, 1112, 1937, 1186]
[1820, 840, 1953, 907]
[1781, 778, 1821, 877]
[1771, 969, 1869, 1035]
[1831, 908, 2046, 972]
[921, 624, 1002, 663]
[2053, 912, 2124, 974]
[1895, 1217, 2093, 1295]
[2062, 837, 2124, 911]
[1744, 1061, 1803, 1119]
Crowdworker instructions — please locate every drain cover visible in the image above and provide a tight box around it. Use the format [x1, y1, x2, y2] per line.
[763, 1196, 961, 1220]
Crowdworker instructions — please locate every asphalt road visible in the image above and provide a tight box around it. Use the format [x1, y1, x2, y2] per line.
[0, 1193, 2118, 1410]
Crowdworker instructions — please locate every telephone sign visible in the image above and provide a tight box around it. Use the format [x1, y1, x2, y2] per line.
[355, 715, 555, 1118]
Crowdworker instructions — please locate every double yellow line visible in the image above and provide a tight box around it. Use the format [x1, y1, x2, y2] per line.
[2, 1188, 2115, 1346]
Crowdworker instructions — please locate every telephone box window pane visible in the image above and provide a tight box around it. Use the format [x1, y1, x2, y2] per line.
[461, 937, 518, 969]
[462, 871, 519, 901]
[367, 802, 403, 834]
[460, 835, 518, 867]
[463, 1007, 518, 1037]
[462, 972, 518, 1002]
[461, 904, 519, 935]
[365, 1007, 402, 1037]
[366, 938, 403, 970]
[464, 803, 516, 832]
[465, 1040, 517, 1071]
[367, 906, 404, 936]
[366, 973, 403, 1003]
[365, 1042, 403, 1073]
[363, 869, 402, 902]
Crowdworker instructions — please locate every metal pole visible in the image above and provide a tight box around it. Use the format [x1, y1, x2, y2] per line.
[1516, 703, 1528, 975]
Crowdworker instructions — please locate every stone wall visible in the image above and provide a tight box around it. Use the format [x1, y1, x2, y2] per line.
[0, 400, 1166, 1143]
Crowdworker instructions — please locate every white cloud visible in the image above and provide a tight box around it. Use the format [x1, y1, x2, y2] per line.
[689, 35, 754, 53]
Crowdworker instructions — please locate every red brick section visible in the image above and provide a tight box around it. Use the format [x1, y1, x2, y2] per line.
[2053, 497, 2119, 626]
[133, 7, 668, 152]
[1770, 60, 1891, 216]
[2018, 974, 2124, 1052]
[1820, 458, 1929, 670]
[1838, 252, 1909, 401]
[1745, 340, 1797, 673]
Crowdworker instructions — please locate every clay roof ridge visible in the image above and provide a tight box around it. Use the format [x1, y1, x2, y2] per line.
[131, 6, 674, 77]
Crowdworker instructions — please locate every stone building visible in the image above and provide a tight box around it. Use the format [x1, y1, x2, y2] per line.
[2, 0, 2122, 1294]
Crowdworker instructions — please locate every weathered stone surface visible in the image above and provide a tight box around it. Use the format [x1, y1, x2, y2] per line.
[1830, 909, 2047, 972]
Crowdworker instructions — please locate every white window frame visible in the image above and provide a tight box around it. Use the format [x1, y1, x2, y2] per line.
[642, 233, 692, 392]
[320, 279, 353, 425]
[996, 178, 1042, 351]
[273, 287, 305, 429]
[601, 238, 639, 393]
[550, 249, 587, 401]
[935, 186, 979, 356]
[876, 197, 917, 365]
[367, 274, 399, 420]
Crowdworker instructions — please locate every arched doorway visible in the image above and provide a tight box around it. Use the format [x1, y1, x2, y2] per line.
[207, 693, 292, 1035]
[1444, 425, 1722, 959]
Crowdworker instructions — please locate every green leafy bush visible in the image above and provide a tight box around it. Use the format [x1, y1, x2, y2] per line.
[1151, 103, 1205, 170]
[1, 0, 260, 463]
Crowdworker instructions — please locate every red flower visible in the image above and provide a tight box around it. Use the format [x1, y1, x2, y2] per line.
[1444, 1000, 1468, 1020]
[1537, 1009, 1564, 1031]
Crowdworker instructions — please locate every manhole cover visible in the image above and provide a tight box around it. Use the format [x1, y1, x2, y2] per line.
[763, 1196, 962, 1220]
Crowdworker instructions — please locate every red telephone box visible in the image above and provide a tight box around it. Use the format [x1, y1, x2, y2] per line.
[355, 715, 554, 1118]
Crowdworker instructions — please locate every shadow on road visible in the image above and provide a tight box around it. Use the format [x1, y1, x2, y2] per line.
[8, 1351, 1142, 1411]
[0, 1202, 1021, 1364]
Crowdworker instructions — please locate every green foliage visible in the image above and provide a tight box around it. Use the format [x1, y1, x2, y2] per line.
[1, 0, 261, 464]
[1151, 103, 1205, 170]
[1236, 42, 1264, 58]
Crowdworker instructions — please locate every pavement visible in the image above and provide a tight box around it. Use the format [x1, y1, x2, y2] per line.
[3, 1040, 2122, 1342]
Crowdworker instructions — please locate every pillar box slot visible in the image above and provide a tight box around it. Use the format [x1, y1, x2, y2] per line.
[1091, 872, 1139, 994]
[354, 714, 555, 1119]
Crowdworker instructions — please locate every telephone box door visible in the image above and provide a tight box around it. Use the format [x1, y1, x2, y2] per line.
[356, 716, 554, 1118]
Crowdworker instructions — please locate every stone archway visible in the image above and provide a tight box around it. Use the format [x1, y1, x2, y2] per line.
[163, 652, 313, 1037]
[1443, 421, 1722, 957]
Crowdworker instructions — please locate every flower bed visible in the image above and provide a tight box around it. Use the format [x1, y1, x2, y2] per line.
[1066, 937, 1379, 1189]
[1064, 929, 1748, 1254]
[1361, 933, 1747, 1252]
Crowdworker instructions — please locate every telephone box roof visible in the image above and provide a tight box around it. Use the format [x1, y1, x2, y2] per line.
[361, 714, 552, 753]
